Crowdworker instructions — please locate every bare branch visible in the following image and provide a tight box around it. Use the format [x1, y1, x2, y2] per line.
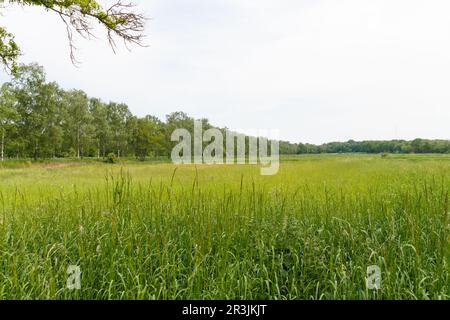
[1, 0, 147, 67]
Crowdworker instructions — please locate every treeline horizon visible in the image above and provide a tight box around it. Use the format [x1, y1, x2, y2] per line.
[0, 63, 449, 161]
[280, 138, 450, 155]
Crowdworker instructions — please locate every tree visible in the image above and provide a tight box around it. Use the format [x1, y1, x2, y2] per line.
[0, 83, 19, 161]
[145, 115, 166, 157]
[34, 81, 65, 158]
[0, 0, 146, 70]
[89, 98, 110, 158]
[64, 90, 93, 159]
[132, 115, 166, 160]
[130, 116, 147, 160]
[107, 102, 131, 158]
[165, 111, 194, 156]
[9, 63, 48, 159]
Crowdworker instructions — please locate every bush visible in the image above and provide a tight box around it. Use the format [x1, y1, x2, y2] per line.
[105, 153, 117, 164]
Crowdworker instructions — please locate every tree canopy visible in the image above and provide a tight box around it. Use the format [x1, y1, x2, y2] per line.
[0, 63, 449, 161]
[0, 0, 146, 71]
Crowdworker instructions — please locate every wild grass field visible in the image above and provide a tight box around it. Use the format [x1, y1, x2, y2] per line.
[0, 154, 448, 299]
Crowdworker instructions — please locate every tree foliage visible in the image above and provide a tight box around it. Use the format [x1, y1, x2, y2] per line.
[0, 63, 449, 161]
[0, 0, 146, 70]
[291, 139, 450, 155]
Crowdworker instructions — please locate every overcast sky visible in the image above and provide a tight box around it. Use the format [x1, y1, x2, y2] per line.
[1, 0, 449, 144]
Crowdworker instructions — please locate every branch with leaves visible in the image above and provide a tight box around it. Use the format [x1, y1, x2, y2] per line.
[0, 0, 146, 69]
[0, 26, 20, 73]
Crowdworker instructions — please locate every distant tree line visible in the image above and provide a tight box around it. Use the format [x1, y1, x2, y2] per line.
[279, 139, 450, 155]
[0, 63, 449, 161]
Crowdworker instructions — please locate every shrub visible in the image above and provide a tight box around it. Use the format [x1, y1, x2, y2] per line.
[105, 153, 117, 164]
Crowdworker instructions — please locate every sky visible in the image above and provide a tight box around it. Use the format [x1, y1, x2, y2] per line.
[1, 0, 449, 144]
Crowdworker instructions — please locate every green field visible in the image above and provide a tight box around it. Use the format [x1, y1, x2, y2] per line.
[0, 154, 448, 299]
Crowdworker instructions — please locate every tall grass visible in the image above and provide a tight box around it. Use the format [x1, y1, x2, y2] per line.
[0, 155, 448, 299]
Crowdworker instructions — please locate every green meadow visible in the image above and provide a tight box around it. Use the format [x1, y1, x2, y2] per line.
[0, 154, 448, 299]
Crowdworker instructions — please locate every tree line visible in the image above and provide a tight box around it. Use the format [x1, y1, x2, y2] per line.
[0, 63, 449, 161]
[279, 139, 450, 155]
[0, 63, 186, 161]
